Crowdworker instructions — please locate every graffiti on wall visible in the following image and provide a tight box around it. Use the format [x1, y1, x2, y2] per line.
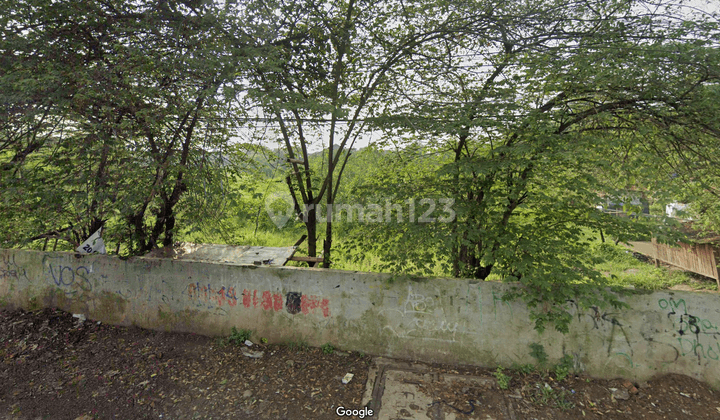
[187, 283, 239, 308]
[380, 285, 461, 343]
[1, 253, 28, 281]
[42, 255, 108, 301]
[658, 297, 720, 364]
[185, 284, 330, 317]
[599, 296, 720, 372]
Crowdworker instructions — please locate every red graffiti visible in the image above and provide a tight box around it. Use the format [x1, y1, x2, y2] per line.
[300, 294, 315, 315]
[300, 295, 330, 317]
[186, 283, 238, 307]
[320, 298, 330, 317]
[216, 287, 227, 307]
[242, 289, 251, 308]
[226, 287, 238, 307]
[187, 285, 328, 316]
[262, 291, 272, 311]
[273, 293, 283, 311]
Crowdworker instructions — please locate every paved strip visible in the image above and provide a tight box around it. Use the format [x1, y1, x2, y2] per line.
[363, 358, 505, 420]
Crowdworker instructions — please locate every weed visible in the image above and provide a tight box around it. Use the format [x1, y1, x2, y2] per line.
[590, 241, 700, 291]
[217, 327, 253, 347]
[226, 327, 252, 346]
[535, 384, 554, 405]
[494, 367, 511, 390]
[321, 342, 335, 354]
[530, 382, 575, 410]
[511, 363, 536, 375]
[554, 354, 574, 381]
[260, 337, 268, 344]
[529, 343, 548, 367]
[555, 390, 575, 410]
[287, 339, 309, 351]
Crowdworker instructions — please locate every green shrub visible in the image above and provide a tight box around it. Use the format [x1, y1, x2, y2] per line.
[321, 342, 335, 354]
[529, 343, 548, 367]
[554, 354, 574, 381]
[227, 327, 252, 346]
[494, 367, 511, 390]
[287, 339, 309, 351]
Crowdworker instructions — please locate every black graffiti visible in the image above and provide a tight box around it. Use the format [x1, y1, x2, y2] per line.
[678, 314, 702, 337]
[588, 306, 623, 330]
[0, 254, 28, 280]
[286, 292, 302, 315]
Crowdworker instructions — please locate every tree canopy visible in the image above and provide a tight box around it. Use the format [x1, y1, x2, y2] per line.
[1, 0, 719, 331]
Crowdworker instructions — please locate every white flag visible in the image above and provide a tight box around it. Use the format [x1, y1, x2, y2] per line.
[76, 228, 107, 254]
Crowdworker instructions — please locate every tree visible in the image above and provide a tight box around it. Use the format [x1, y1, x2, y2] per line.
[242, 0, 501, 267]
[345, 0, 720, 331]
[0, 0, 250, 254]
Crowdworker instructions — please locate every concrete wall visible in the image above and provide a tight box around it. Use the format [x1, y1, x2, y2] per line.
[2, 249, 720, 388]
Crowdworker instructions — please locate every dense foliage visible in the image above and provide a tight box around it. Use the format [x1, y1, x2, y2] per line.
[2, 0, 718, 331]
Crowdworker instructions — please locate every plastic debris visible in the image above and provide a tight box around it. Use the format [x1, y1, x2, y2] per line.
[241, 348, 264, 359]
[342, 373, 354, 384]
[244, 340, 253, 347]
[76, 228, 106, 254]
[72, 314, 86, 323]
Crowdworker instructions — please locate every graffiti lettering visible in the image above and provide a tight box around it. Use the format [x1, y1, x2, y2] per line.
[677, 338, 720, 363]
[381, 285, 461, 343]
[237, 289, 331, 317]
[412, 318, 459, 335]
[1, 254, 28, 281]
[658, 298, 687, 317]
[655, 297, 720, 365]
[301, 294, 330, 317]
[587, 306, 624, 330]
[43, 257, 96, 298]
[403, 285, 434, 314]
[186, 283, 238, 308]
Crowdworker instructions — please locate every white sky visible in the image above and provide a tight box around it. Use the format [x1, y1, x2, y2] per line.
[236, 0, 719, 153]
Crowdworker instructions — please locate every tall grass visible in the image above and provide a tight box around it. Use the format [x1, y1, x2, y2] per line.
[179, 221, 715, 291]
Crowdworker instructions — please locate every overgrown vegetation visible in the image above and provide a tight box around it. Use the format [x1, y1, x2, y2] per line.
[496, 346, 578, 410]
[530, 383, 575, 410]
[321, 343, 335, 355]
[529, 343, 549, 368]
[220, 327, 253, 347]
[286, 339, 310, 352]
[2, 0, 719, 333]
[554, 355, 574, 382]
[494, 367, 511, 390]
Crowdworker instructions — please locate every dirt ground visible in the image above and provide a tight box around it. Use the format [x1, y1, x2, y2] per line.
[1, 308, 719, 420]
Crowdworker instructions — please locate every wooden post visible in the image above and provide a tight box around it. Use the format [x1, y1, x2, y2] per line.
[652, 237, 659, 267]
[714, 246, 720, 292]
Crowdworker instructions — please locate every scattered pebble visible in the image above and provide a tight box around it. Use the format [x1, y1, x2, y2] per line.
[611, 387, 630, 400]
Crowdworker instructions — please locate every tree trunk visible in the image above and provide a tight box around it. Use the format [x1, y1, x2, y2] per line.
[306, 207, 317, 267]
